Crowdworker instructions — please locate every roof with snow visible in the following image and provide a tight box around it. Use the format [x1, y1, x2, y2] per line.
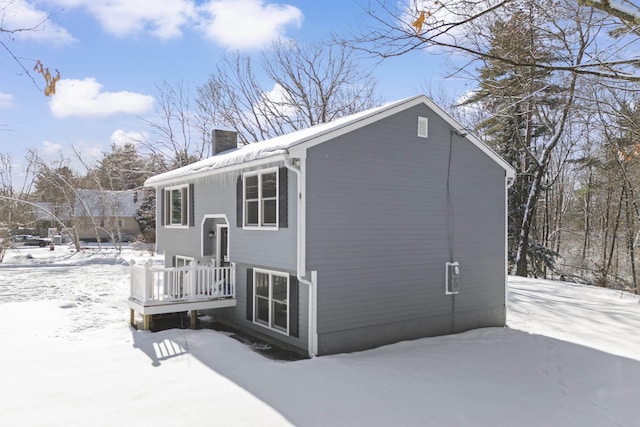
[145, 95, 515, 187]
[74, 189, 141, 217]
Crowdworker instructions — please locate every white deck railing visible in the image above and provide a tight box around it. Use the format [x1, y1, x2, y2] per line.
[130, 260, 236, 306]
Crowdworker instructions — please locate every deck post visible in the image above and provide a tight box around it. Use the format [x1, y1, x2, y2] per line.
[190, 310, 197, 329]
[143, 314, 151, 330]
[231, 262, 236, 296]
[130, 308, 135, 327]
[189, 260, 197, 298]
[129, 260, 136, 302]
[144, 259, 154, 301]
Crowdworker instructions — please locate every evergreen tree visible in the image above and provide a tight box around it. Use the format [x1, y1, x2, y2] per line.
[134, 189, 156, 241]
[463, 4, 564, 275]
[96, 143, 148, 190]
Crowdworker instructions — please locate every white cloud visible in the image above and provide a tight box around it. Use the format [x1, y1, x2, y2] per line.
[0, 93, 15, 109]
[23, 0, 302, 46]
[48, 0, 196, 39]
[111, 129, 148, 147]
[257, 83, 296, 117]
[1, 0, 74, 45]
[39, 139, 104, 171]
[198, 0, 303, 49]
[41, 140, 63, 156]
[49, 78, 154, 118]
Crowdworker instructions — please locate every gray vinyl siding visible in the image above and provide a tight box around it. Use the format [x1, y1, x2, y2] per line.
[155, 167, 308, 353]
[157, 168, 297, 272]
[306, 104, 507, 354]
[212, 263, 309, 355]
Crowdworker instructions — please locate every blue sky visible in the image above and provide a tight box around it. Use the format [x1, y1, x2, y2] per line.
[0, 0, 461, 179]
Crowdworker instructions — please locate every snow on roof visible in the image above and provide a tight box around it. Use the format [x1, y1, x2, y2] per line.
[145, 94, 515, 187]
[145, 96, 422, 187]
[74, 189, 141, 217]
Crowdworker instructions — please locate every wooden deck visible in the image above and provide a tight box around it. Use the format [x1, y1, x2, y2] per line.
[128, 260, 237, 329]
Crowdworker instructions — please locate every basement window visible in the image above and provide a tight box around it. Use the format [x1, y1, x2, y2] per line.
[254, 268, 289, 334]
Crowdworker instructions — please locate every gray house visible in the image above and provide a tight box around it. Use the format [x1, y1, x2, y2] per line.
[128, 95, 516, 356]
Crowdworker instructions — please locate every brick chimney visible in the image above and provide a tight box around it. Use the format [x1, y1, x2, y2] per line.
[212, 129, 238, 155]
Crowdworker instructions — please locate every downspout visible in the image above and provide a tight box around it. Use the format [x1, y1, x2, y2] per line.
[284, 155, 318, 357]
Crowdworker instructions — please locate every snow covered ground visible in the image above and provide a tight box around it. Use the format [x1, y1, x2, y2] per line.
[0, 245, 639, 426]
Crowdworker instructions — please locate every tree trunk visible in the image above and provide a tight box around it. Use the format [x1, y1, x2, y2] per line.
[624, 186, 637, 291]
[582, 167, 593, 269]
[605, 186, 624, 278]
[514, 163, 545, 276]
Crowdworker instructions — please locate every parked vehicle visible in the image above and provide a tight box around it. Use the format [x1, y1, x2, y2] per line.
[8, 235, 52, 247]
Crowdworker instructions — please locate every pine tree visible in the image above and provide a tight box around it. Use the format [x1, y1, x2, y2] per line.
[463, 4, 564, 276]
[96, 143, 147, 191]
[134, 189, 156, 242]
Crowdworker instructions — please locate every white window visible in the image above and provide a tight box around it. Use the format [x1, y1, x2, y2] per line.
[164, 185, 189, 226]
[253, 268, 289, 334]
[174, 255, 194, 296]
[243, 168, 278, 228]
[175, 255, 193, 268]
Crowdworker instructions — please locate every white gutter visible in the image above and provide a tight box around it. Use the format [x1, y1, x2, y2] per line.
[284, 154, 318, 357]
[145, 153, 289, 188]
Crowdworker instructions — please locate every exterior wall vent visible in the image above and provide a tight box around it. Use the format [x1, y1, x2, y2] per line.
[417, 116, 429, 139]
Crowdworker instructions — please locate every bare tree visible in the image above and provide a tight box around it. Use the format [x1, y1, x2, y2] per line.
[29, 151, 82, 251]
[353, 0, 640, 82]
[0, 151, 36, 235]
[578, 0, 640, 34]
[140, 80, 209, 171]
[196, 40, 379, 144]
[451, 0, 606, 276]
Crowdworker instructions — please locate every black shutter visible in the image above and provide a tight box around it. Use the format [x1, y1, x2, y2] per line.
[188, 183, 195, 227]
[289, 275, 299, 337]
[246, 268, 254, 321]
[172, 255, 176, 267]
[236, 175, 243, 228]
[160, 189, 165, 226]
[279, 167, 288, 228]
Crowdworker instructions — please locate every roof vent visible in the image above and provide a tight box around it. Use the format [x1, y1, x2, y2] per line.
[417, 116, 429, 139]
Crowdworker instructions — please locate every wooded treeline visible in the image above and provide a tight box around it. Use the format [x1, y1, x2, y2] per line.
[2, 0, 640, 291]
[451, 0, 640, 291]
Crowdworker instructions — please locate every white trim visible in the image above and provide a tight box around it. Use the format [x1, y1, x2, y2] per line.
[242, 167, 279, 230]
[216, 223, 229, 265]
[147, 153, 288, 188]
[284, 154, 317, 357]
[200, 214, 229, 259]
[175, 255, 194, 267]
[128, 297, 236, 316]
[504, 176, 509, 310]
[164, 184, 190, 227]
[310, 270, 318, 355]
[287, 95, 515, 180]
[252, 267, 290, 336]
[145, 95, 515, 188]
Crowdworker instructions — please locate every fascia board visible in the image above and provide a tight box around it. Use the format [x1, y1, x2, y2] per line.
[144, 153, 288, 188]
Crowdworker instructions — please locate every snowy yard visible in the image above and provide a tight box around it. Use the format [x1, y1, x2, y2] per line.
[1, 246, 639, 427]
